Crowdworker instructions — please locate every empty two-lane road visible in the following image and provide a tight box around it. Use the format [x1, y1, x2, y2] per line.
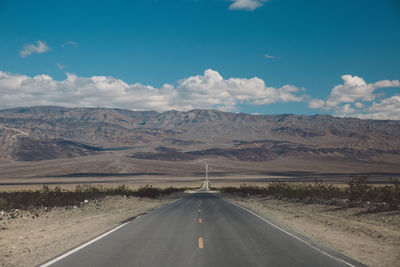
[41, 193, 362, 267]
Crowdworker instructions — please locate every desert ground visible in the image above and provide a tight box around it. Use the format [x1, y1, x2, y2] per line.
[1, 151, 399, 191]
[0, 151, 399, 266]
[0, 194, 182, 267]
[1, 189, 399, 267]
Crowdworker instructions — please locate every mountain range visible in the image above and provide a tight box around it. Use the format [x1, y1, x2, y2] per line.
[0, 106, 399, 166]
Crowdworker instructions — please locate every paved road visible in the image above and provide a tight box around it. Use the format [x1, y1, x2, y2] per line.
[42, 193, 362, 267]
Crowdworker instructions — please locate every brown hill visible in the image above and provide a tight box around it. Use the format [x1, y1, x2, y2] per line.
[0, 106, 399, 163]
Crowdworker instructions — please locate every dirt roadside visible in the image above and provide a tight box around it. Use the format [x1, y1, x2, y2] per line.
[224, 194, 400, 267]
[1, 192, 398, 266]
[0, 194, 181, 267]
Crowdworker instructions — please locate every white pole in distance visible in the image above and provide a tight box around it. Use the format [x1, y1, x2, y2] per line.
[206, 164, 208, 181]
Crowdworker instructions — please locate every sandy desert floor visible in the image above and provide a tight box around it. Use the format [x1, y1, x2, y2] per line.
[1, 152, 399, 192]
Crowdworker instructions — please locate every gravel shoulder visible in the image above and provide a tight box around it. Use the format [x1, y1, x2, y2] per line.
[223, 194, 400, 267]
[0, 194, 182, 267]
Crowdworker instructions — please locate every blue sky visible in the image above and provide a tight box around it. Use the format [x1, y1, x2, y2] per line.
[0, 0, 399, 119]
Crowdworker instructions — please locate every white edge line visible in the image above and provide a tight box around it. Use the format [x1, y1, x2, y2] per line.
[40, 197, 183, 267]
[39, 221, 130, 267]
[224, 199, 356, 267]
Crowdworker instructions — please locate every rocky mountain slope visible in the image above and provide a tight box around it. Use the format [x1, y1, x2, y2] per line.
[0, 106, 399, 162]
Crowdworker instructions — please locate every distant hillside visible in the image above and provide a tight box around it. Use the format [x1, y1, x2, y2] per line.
[0, 106, 399, 162]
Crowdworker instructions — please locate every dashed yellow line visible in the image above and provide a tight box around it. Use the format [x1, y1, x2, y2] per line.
[197, 201, 203, 248]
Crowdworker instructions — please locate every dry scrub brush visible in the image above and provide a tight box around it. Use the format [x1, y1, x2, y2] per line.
[221, 177, 399, 211]
[0, 184, 185, 211]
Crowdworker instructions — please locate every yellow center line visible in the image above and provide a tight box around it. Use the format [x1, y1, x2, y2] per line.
[198, 237, 204, 248]
[199, 218, 202, 224]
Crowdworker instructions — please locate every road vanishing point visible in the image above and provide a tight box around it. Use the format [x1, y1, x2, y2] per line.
[40, 190, 363, 267]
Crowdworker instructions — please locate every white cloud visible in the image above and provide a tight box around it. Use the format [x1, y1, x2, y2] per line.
[308, 99, 325, 109]
[62, 40, 78, 48]
[229, 0, 267, 11]
[1, 69, 398, 120]
[19, 41, 50, 58]
[355, 102, 363, 108]
[324, 75, 399, 109]
[340, 103, 355, 114]
[264, 54, 276, 59]
[67, 40, 78, 47]
[56, 63, 66, 70]
[333, 96, 400, 120]
[0, 69, 306, 112]
[355, 96, 400, 120]
[308, 75, 400, 120]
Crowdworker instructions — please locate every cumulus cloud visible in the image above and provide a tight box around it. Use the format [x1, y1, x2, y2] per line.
[371, 96, 400, 119]
[323, 75, 399, 109]
[229, 0, 267, 11]
[308, 75, 400, 120]
[308, 75, 400, 110]
[339, 103, 355, 114]
[333, 96, 400, 120]
[308, 99, 325, 109]
[356, 96, 400, 120]
[0, 69, 306, 112]
[355, 102, 363, 108]
[19, 41, 50, 58]
[309, 75, 400, 110]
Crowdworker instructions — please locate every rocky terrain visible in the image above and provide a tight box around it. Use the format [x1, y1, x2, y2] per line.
[1, 106, 399, 164]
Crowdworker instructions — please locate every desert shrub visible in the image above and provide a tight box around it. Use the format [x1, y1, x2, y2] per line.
[220, 178, 399, 210]
[0, 184, 185, 211]
[222, 181, 347, 201]
[348, 176, 370, 202]
[347, 177, 399, 208]
[137, 185, 161, 198]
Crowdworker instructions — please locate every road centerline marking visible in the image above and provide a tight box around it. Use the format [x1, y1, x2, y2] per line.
[198, 237, 204, 248]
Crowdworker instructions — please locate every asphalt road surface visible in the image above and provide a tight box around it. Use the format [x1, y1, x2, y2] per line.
[41, 193, 362, 267]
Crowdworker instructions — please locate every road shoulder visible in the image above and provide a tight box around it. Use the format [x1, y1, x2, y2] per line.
[0, 195, 181, 267]
[222, 194, 400, 267]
